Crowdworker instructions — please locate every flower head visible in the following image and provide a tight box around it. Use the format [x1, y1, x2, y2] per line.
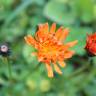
[0, 42, 11, 57]
[24, 23, 78, 77]
[85, 33, 96, 56]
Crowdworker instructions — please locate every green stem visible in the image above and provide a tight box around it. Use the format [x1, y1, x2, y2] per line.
[68, 57, 92, 79]
[3, 57, 13, 96]
[4, 57, 12, 81]
[66, 57, 96, 91]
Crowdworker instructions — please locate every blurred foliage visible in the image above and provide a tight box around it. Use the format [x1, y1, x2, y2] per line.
[0, 0, 96, 96]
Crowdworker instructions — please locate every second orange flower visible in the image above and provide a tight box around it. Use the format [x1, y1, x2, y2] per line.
[24, 23, 78, 77]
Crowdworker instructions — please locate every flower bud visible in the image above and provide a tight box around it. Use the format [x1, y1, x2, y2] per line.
[85, 33, 96, 56]
[0, 42, 11, 57]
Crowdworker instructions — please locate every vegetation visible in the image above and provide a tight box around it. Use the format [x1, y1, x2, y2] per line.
[0, 0, 96, 96]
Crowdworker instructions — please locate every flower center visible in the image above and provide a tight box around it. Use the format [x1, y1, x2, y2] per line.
[41, 40, 58, 55]
[0, 45, 8, 52]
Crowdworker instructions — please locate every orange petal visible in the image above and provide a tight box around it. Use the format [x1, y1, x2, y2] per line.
[58, 61, 66, 68]
[66, 40, 78, 47]
[24, 35, 36, 46]
[35, 31, 39, 41]
[24, 37, 31, 45]
[53, 63, 62, 74]
[38, 56, 44, 62]
[50, 23, 56, 34]
[64, 51, 75, 59]
[59, 28, 69, 42]
[35, 31, 44, 42]
[43, 23, 49, 34]
[45, 63, 54, 78]
[38, 24, 43, 31]
[55, 26, 63, 40]
[58, 45, 69, 51]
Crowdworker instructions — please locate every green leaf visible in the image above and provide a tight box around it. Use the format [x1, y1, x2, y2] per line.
[94, 5, 96, 20]
[4, 0, 33, 26]
[23, 45, 38, 65]
[1, 26, 24, 41]
[44, 0, 77, 25]
[76, 0, 94, 23]
[84, 78, 96, 96]
[0, 0, 13, 7]
[65, 27, 92, 55]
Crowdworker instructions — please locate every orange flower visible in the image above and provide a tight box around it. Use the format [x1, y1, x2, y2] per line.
[24, 23, 78, 77]
[85, 33, 96, 56]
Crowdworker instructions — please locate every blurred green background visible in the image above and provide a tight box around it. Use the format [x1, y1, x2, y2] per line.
[0, 0, 96, 96]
